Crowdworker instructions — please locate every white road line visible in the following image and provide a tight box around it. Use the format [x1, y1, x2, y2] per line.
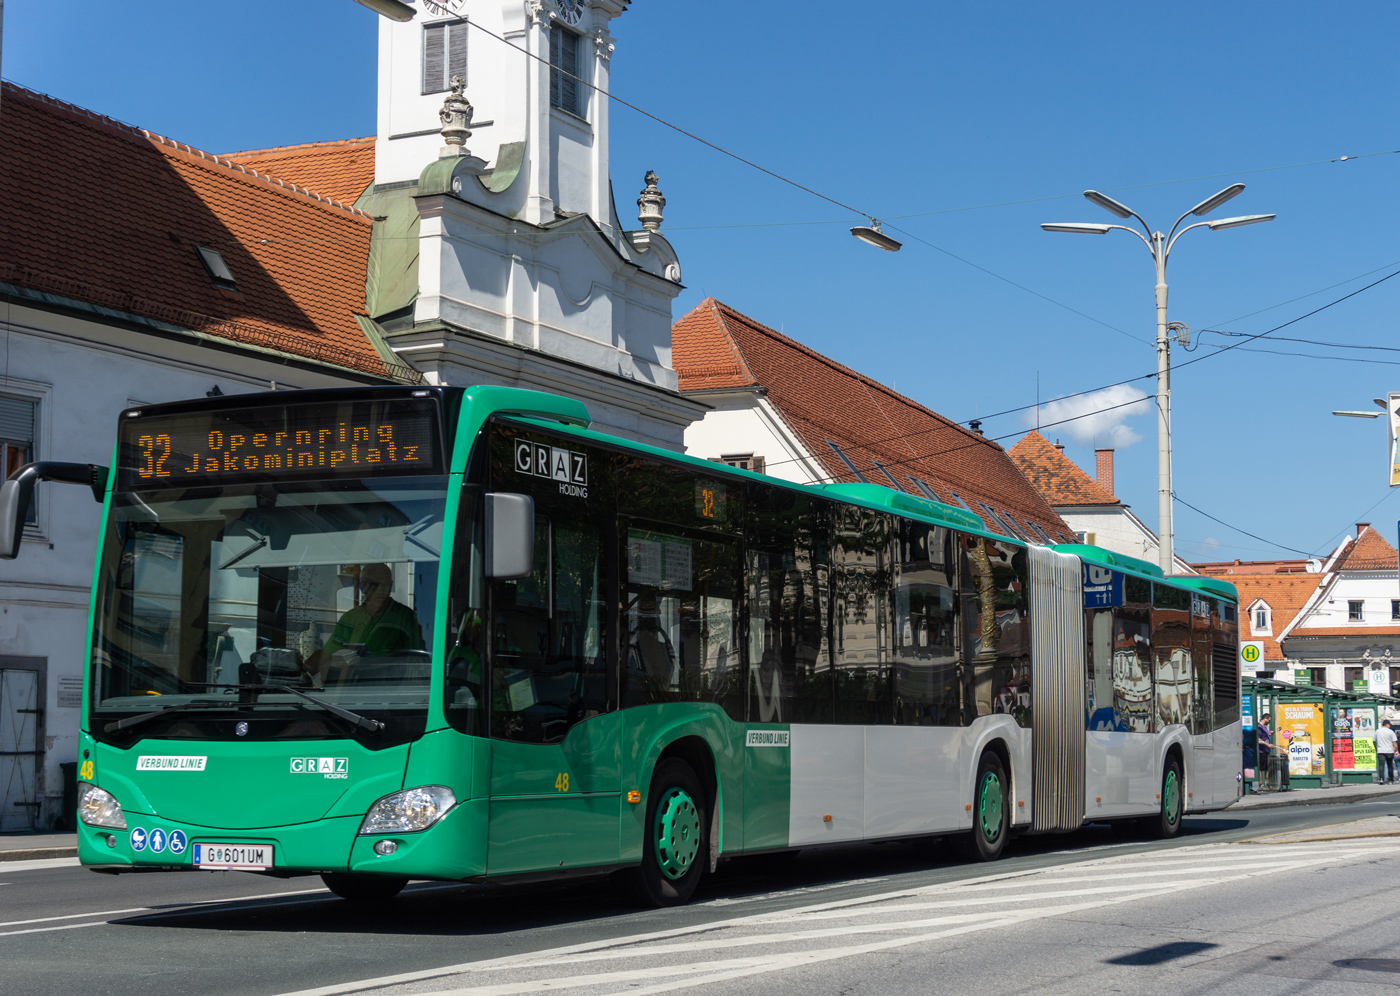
[266, 839, 1400, 996]
[0, 921, 107, 939]
[0, 857, 81, 873]
[0, 885, 330, 933]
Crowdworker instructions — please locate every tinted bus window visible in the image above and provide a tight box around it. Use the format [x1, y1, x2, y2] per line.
[488, 424, 612, 743]
[1151, 583, 1193, 729]
[621, 524, 741, 714]
[746, 487, 832, 724]
[894, 519, 960, 727]
[833, 506, 894, 724]
[961, 534, 1031, 727]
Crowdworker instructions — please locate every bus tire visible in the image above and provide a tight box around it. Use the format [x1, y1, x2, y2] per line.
[958, 751, 1009, 862]
[1143, 756, 1184, 839]
[320, 872, 408, 902]
[624, 757, 707, 907]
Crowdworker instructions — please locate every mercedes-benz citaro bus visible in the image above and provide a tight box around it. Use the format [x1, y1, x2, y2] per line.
[0, 386, 1242, 906]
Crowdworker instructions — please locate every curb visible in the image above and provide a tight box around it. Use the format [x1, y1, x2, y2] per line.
[1245, 830, 1400, 844]
[1228, 788, 1400, 812]
[0, 847, 78, 862]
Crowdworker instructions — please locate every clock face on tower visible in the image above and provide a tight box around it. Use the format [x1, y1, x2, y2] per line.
[557, 0, 584, 24]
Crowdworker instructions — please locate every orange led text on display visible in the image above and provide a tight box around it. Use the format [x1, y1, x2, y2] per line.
[136, 422, 422, 479]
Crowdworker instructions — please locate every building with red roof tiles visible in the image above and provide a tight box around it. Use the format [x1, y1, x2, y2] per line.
[1008, 430, 1193, 574]
[1195, 524, 1400, 693]
[222, 137, 376, 207]
[672, 298, 1074, 544]
[0, 83, 411, 830]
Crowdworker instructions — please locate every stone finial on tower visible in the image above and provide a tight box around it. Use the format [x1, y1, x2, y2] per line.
[439, 77, 474, 158]
[637, 170, 665, 231]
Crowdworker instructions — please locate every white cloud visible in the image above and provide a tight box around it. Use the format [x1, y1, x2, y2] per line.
[1197, 537, 1222, 554]
[1024, 384, 1151, 448]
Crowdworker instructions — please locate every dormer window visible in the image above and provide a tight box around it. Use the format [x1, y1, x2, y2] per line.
[195, 246, 236, 290]
[549, 25, 582, 117]
[1250, 600, 1272, 636]
[422, 19, 468, 95]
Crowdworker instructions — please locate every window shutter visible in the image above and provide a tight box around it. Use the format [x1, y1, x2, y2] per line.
[0, 396, 36, 445]
[551, 27, 580, 114]
[549, 27, 561, 108]
[447, 21, 468, 85]
[423, 23, 446, 94]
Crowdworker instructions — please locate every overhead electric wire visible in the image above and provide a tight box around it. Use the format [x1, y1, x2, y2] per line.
[1171, 494, 1317, 557]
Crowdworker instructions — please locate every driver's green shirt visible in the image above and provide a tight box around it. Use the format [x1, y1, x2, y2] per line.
[322, 599, 424, 657]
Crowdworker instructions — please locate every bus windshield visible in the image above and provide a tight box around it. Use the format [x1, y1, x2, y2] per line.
[90, 476, 447, 746]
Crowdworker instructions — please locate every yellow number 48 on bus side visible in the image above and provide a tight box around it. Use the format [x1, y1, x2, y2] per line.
[555, 773, 569, 792]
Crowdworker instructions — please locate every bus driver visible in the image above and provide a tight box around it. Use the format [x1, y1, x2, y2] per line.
[301, 563, 424, 683]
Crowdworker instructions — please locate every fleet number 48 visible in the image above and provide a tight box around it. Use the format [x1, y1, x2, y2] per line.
[79, 760, 94, 780]
[555, 773, 570, 792]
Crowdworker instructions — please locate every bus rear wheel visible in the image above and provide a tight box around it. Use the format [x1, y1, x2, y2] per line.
[623, 757, 707, 907]
[1141, 756, 1184, 839]
[320, 872, 409, 902]
[958, 752, 1008, 862]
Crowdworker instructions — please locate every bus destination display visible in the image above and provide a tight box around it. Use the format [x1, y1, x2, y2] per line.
[118, 399, 441, 489]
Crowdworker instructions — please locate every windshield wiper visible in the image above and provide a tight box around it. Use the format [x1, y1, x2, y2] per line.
[103, 700, 237, 734]
[187, 682, 384, 735]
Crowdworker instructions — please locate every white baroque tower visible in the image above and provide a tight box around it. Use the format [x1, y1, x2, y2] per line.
[366, 0, 698, 447]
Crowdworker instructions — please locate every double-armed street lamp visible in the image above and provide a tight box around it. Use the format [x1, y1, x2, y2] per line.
[1043, 186, 1275, 575]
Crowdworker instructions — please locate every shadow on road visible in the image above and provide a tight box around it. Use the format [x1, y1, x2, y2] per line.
[104, 815, 1249, 937]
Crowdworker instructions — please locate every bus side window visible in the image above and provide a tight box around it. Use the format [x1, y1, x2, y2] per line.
[960, 534, 1031, 728]
[744, 488, 831, 724]
[893, 520, 960, 727]
[833, 506, 894, 725]
[1151, 583, 1194, 731]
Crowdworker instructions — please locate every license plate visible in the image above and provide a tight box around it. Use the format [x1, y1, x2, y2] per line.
[192, 843, 273, 870]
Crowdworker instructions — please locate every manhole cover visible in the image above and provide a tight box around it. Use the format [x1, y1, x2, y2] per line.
[1336, 959, 1400, 973]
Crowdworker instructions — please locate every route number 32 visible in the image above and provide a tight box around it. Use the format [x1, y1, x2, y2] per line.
[554, 773, 570, 792]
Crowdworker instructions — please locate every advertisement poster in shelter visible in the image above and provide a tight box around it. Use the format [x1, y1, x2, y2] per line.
[1280, 701, 1326, 776]
[1338, 705, 1379, 771]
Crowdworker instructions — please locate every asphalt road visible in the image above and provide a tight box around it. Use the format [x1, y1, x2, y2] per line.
[5, 798, 1400, 996]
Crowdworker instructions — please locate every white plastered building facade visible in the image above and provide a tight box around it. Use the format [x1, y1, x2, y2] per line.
[370, 0, 703, 449]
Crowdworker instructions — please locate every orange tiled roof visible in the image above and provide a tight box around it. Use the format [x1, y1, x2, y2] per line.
[1221, 573, 1321, 660]
[1336, 525, 1398, 572]
[1193, 559, 1312, 575]
[222, 137, 375, 207]
[0, 84, 398, 379]
[1289, 626, 1400, 638]
[1007, 430, 1117, 506]
[672, 299, 1076, 543]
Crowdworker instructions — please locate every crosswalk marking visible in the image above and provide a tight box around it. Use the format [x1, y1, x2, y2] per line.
[270, 839, 1400, 996]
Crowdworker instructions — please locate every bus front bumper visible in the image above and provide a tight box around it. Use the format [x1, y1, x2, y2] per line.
[76, 798, 487, 879]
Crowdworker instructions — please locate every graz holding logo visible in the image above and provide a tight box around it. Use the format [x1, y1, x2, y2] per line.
[514, 439, 588, 498]
[290, 757, 349, 779]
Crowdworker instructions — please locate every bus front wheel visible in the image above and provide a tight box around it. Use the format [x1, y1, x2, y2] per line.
[1141, 756, 1184, 839]
[958, 752, 1008, 862]
[320, 872, 408, 902]
[624, 757, 708, 907]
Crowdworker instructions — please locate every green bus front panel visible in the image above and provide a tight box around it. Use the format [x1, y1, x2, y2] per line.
[484, 712, 623, 874]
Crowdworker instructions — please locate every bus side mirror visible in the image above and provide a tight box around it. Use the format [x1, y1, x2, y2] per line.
[0, 476, 33, 560]
[484, 492, 534, 579]
[0, 462, 109, 561]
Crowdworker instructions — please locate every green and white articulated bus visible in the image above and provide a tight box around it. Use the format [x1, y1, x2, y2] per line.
[0, 385, 1242, 906]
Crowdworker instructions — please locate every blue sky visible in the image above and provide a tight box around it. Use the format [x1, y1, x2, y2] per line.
[8, 0, 1400, 563]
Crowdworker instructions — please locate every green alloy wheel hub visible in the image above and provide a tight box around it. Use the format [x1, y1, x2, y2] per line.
[978, 771, 1003, 841]
[1165, 769, 1181, 826]
[653, 788, 701, 880]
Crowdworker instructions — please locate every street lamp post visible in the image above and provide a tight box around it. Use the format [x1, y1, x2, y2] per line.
[1043, 187, 1274, 575]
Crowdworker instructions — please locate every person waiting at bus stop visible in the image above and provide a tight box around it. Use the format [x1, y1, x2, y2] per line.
[1377, 719, 1398, 784]
[301, 563, 423, 684]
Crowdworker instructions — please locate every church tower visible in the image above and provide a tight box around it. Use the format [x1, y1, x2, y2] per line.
[364, 0, 699, 448]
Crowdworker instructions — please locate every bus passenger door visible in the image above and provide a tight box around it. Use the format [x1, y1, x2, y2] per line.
[485, 500, 621, 876]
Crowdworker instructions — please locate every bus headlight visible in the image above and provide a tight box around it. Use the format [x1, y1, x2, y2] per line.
[77, 784, 127, 830]
[359, 786, 456, 834]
